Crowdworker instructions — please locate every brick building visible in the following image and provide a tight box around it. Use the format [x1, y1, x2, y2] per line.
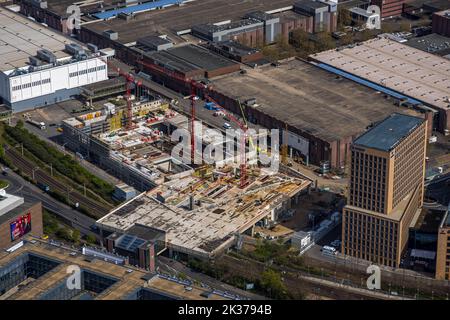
[0, 192, 43, 250]
[342, 113, 427, 268]
[371, 0, 406, 19]
[432, 10, 450, 38]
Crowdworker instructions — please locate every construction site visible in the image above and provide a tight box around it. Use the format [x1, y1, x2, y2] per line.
[0, 237, 242, 300]
[96, 164, 311, 259]
[62, 96, 197, 191]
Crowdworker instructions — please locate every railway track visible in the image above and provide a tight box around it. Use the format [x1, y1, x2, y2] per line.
[5, 148, 111, 218]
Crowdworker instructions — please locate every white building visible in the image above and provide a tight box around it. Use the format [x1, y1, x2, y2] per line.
[0, 9, 109, 112]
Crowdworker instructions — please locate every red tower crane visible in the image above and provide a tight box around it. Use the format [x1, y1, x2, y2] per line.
[137, 59, 249, 187]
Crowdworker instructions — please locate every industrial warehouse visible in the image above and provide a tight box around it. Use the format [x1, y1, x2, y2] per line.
[0, 237, 245, 300]
[0, 8, 109, 111]
[21, 0, 338, 66]
[310, 37, 450, 134]
[206, 58, 423, 169]
[97, 166, 311, 259]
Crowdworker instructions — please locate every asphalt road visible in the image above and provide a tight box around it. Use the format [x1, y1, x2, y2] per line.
[157, 256, 265, 300]
[2, 169, 97, 237]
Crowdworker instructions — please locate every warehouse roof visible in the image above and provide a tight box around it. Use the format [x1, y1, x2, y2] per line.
[166, 45, 238, 71]
[353, 113, 424, 151]
[93, 0, 186, 19]
[311, 37, 450, 112]
[210, 59, 421, 142]
[0, 8, 74, 72]
[82, 0, 296, 44]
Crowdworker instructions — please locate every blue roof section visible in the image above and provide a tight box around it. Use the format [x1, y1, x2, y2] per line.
[315, 63, 423, 106]
[353, 113, 424, 151]
[93, 0, 183, 19]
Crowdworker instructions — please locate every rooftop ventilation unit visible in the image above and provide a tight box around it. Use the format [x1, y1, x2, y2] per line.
[36, 49, 56, 64]
[29, 56, 42, 67]
[65, 43, 86, 57]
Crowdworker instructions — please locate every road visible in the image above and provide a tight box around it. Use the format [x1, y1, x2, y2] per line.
[2, 169, 97, 237]
[5, 146, 111, 218]
[157, 256, 265, 300]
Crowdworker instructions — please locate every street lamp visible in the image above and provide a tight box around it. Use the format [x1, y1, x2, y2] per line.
[32, 166, 39, 181]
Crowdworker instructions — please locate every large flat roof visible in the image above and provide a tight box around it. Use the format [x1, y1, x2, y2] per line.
[353, 113, 424, 151]
[0, 238, 237, 300]
[0, 8, 73, 72]
[97, 171, 310, 258]
[311, 37, 450, 112]
[406, 33, 450, 56]
[210, 59, 420, 142]
[82, 0, 296, 44]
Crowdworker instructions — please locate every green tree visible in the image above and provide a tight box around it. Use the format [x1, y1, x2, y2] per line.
[56, 227, 71, 242]
[259, 269, 288, 299]
[86, 234, 97, 245]
[71, 229, 81, 243]
[16, 119, 24, 129]
[315, 32, 336, 51]
[290, 29, 309, 49]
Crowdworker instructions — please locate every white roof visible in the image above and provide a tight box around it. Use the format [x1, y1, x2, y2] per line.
[312, 37, 450, 111]
[0, 8, 73, 72]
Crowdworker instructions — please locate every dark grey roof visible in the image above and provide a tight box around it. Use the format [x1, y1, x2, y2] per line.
[353, 113, 424, 151]
[167, 45, 238, 71]
[406, 33, 450, 56]
[295, 0, 328, 10]
[245, 11, 275, 21]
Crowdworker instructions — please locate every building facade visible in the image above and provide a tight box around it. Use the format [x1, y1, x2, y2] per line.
[0, 193, 43, 250]
[342, 113, 427, 267]
[435, 209, 450, 280]
[0, 9, 108, 112]
[432, 10, 450, 38]
[370, 0, 405, 19]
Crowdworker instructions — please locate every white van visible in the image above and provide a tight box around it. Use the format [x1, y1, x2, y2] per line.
[223, 122, 231, 129]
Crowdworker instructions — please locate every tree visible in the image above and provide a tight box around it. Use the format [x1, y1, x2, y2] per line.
[315, 32, 336, 51]
[338, 8, 352, 29]
[56, 227, 71, 242]
[71, 229, 81, 243]
[290, 29, 309, 49]
[16, 119, 24, 129]
[86, 234, 97, 245]
[259, 269, 288, 299]
[339, 33, 354, 46]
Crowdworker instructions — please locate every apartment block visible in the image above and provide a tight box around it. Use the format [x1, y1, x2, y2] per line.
[342, 113, 427, 268]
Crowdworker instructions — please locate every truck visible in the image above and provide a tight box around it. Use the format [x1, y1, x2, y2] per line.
[37, 182, 50, 192]
[27, 119, 46, 130]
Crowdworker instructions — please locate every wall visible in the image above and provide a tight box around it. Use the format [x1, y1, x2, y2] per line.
[435, 224, 450, 280]
[6, 57, 107, 105]
[0, 202, 43, 250]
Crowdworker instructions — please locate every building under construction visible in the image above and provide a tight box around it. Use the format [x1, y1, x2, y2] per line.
[97, 165, 311, 260]
[62, 98, 196, 192]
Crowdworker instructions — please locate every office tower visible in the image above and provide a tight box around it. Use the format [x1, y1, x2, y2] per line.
[342, 113, 427, 267]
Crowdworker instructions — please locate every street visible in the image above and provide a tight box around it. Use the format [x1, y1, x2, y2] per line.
[2, 169, 97, 237]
